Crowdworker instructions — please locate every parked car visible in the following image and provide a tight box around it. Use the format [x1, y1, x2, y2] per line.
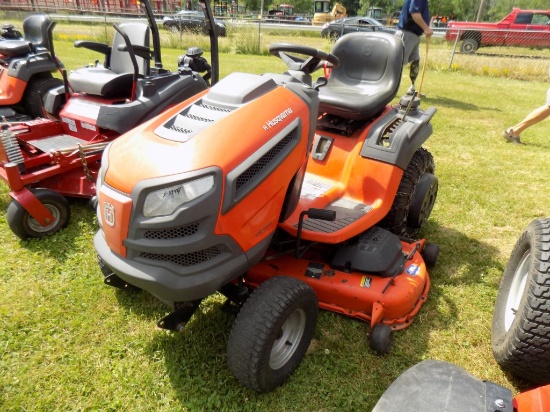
[321, 16, 395, 39]
[163, 10, 227, 37]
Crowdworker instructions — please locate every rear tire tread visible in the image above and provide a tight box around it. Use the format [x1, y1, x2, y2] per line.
[491, 218, 550, 385]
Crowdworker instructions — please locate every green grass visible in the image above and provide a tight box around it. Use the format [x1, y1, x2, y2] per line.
[1, 24, 550, 411]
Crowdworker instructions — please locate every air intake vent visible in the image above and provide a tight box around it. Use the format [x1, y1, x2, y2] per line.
[235, 132, 293, 191]
[143, 223, 199, 240]
[222, 118, 301, 214]
[197, 102, 231, 113]
[139, 245, 222, 267]
[170, 125, 194, 134]
[154, 98, 234, 143]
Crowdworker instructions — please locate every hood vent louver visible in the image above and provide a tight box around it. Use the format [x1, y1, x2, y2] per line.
[154, 98, 235, 143]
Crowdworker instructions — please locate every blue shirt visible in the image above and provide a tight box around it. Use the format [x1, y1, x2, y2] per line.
[398, 0, 430, 36]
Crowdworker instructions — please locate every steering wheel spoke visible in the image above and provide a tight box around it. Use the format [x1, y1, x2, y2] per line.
[269, 43, 340, 75]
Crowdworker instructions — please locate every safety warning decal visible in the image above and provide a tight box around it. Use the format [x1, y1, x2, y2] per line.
[61, 117, 77, 132]
[80, 121, 97, 132]
[360, 276, 372, 288]
[406, 264, 420, 276]
[300, 174, 332, 200]
[305, 262, 324, 279]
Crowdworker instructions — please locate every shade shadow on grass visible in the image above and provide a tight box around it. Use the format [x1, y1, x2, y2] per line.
[423, 95, 501, 112]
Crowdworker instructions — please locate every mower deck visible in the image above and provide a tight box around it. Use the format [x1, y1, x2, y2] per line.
[245, 237, 430, 330]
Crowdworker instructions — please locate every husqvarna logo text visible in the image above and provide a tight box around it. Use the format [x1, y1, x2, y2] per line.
[263, 108, 293, 131]
[104, 202, 115, 227]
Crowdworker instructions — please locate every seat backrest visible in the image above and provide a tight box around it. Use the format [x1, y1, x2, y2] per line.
[23, 14, 51, 49]
[318, 32, 404, 120]
[109, 22, 150, 75]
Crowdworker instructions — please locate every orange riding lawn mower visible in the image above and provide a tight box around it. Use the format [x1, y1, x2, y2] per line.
[0, 14, 64, 121]
[0, 0, 219, 239]
[95, 28, 441, 392]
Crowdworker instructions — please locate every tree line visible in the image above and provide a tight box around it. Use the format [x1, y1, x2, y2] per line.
[244, 0, 548, 22]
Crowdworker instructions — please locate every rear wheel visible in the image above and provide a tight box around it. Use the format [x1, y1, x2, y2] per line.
[460, 38, 479, 54]
[491, 218, 550, 385]
[6, 188, 70, 239]
[21, 75, 64, 118]
[227, 276, 318, 392]
[379, 148, 437, 238]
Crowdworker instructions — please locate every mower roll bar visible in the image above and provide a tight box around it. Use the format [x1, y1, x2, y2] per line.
[201, 0, 219, 86]
[113, 23, 141, 102]
[141, 0, 162, 68]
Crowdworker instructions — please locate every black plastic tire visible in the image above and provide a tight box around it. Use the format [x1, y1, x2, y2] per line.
[421, 242, 440, 268]
[370, 324, 394, 355]
[408, 173, 438, 230]
[491, 218, 550, 385]
[379, 148, 436, 238]
[227, 276, 318, 393]
[21, 75, 64, 118]
[6, 188, 70, 239]
[460, 38, 479, 54]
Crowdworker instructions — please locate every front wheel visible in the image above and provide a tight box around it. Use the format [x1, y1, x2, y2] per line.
[6, 188, 70, 239]
[227, 276, 318, 392]
[491, 218, 550, 385]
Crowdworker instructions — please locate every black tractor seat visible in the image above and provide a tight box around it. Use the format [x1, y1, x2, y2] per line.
[0, 40, 33, 58]
[68, 22, 150, 98]
[0, 14, 52, 58]
[318, 32, 404, 121]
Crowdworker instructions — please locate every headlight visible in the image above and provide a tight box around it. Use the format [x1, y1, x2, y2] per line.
[143, 175, 214, 217]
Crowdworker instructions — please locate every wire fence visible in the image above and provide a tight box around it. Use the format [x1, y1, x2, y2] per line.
[2, 5, 549, 82]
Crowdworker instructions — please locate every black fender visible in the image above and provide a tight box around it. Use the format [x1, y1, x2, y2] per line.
[7, 53, 58, 82]
[360, 105, 437, 170]
[373, 360, 513, 412]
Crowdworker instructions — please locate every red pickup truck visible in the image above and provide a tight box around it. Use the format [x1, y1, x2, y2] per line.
[445, 8, 550, 53]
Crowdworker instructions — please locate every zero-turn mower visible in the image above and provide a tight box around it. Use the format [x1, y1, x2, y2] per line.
[0, 0, 219, 239]
[0, 14, 64, 120]
[95, 31, 439, 392]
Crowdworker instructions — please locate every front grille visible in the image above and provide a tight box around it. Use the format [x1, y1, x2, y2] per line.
[139, 245, 222, 267]
[143, 223, 200, 240]
[235, 132, 293, 191]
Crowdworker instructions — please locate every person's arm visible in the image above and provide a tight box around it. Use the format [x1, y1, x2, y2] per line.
[411, 12, 434, 37]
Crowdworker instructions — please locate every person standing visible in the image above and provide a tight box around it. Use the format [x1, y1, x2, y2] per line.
[396, 0, 434, 94]
[502, 66, 550, 144]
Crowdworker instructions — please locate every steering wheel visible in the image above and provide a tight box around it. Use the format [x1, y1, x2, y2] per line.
[269, 43, 340, 75]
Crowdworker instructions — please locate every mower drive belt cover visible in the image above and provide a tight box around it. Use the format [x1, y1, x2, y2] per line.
[330, 226, 405, 277]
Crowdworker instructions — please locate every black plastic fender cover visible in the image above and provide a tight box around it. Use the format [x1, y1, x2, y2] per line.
[372, 359, 513, 412]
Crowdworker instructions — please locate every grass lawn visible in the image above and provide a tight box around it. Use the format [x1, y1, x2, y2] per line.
[1, 31, 550, 411]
